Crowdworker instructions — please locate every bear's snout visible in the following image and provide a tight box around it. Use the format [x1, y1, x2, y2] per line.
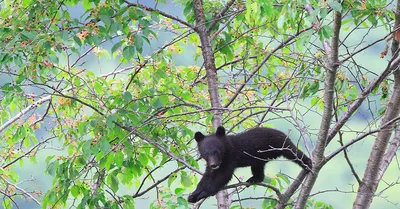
[209, 163, 220, 170]
[207, 157, 221, 170]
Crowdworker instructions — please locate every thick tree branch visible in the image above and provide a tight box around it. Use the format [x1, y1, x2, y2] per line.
[327, 51, 400, 145]
[353, 65, 400, 209]
[294, 3, 342, 208]
[193, 0, 224, 127]
[353, 1, 400, 206]
[274, 170, 308, 209]
[378, 125, 400, 179]
[223, 182, 282, 200]
[193, 0, 229, 208]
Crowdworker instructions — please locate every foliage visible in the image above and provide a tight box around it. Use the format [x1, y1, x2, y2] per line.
[0, 0, 399, 209]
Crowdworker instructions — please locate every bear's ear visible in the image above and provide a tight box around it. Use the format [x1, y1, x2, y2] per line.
[194, 132, 205, 142]
[216, 126, 226, 136]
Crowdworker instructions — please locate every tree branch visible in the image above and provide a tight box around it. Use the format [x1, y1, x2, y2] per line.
[353, 1, 400, 206]
[294, 3, 342, 208]
[378, 125, 400, 179]
[123, 1, 195, 30]
[224, 26, 313, 108]
[193, 0, 229, 207]
[0, 95, 52, 133]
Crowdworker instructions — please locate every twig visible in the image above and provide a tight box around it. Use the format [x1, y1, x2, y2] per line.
[0, 95, 51, 133]
[326, 114, 400, 161]
[223, 182, 282, 199]
[123, 1, 195, 30]
[224, 26, 313, 108]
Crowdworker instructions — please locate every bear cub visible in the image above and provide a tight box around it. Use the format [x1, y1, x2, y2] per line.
[188, 126, 312, 203]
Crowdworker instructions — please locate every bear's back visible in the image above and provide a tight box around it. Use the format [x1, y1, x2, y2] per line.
[231, 127, 289, 146]
[228, 127, 294, 166]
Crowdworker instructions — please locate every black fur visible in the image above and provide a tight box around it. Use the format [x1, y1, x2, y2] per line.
[188, 126, 312, 203]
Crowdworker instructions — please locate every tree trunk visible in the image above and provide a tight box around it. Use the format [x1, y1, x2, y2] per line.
[353, 70, 400, 209]
[193, 0, 229, 208]
[353, 1, 400, 208]
[294, 6, 342, 209]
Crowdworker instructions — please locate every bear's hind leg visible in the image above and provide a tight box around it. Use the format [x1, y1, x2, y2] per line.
[246, 164, 265, 184]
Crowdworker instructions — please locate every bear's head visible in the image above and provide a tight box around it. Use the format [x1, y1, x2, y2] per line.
[194, 126, 227, 170]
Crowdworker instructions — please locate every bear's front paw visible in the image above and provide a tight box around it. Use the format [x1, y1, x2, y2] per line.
[188, 193, 198, 203]
[188, 191, 208, 203]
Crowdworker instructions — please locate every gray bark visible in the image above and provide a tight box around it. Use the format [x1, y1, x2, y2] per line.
[378, 125, 400, 180]
[294, 7, 342, 209]
[353, 71, 400, 209]
[193, 0, 229, 208]
[353, 1, 400, 208]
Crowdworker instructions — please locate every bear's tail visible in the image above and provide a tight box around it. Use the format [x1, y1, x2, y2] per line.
[282, 140, 312, 171]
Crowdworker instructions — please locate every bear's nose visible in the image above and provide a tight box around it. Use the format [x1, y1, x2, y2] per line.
[210, 164, 220, 170]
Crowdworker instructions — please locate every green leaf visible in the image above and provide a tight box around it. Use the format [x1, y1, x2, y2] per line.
[138, 154, 148, 166]
[263, 176, 272, 184]
[94, 80, 103, 94]
[123, 197, 135, 209]
[329, 1, 342, 12]
[106, 115, 116, 128]
[262, 198, 271, 208]
[122, 91, 132, 102]
[46, 54, 59, 66]
[100, 14, 112, 26]
[378, 106, 386, 115]
[76, 156, 87, 168]
[110, 22, 122, 34]
[110, 175, 119, 192]
[91, 35, 103, 46]
[321, 25, 334, 39]
[174, 187, 185, 196]
[111, 40, 124, 54]
[71, 185, 80, 198]
[123, 46, 135, 60]
[99, 153, 114, 169]
[134, 36, 143, 53]
[2, 198, 12, 209]
[183, 1, 193, 16]
[151, 12, 160, 23]
[177, 197, 188, 208]
[168, 173, 177, 187]
[270, 199, 278, 208]
[276, 173, 290, 185]
[99, 138, 111, 152]
[152, 98, 163, 109]
[320, 8, 328, 19]
[23, 138, 31, 148]
[21, 31, 37, 41]
[114, 152, 124, 167]
[47, 161, 57, 176]
[180, 171, 192, 187]
[73, 35, 82, 46]
[309, 81, 320, 95]
[22, 0, 32, 7]
[311, 97, 319, 106]
[82, 0, 92, 10]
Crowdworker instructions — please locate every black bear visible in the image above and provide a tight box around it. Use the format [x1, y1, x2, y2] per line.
[188, 126, 312, 203]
